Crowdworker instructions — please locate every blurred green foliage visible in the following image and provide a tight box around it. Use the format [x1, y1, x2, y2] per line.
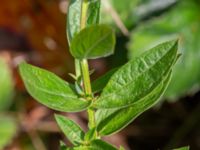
[128, 0, 200, 100]
[103, 0, 200, 100]
[109, 0, 138, 27]
[0, 59, 14, 110]
[0, 115, 17, 149]
[0, 59, 17, 149]
[101, 0, 176, 29]
[101, 0, 138, 29]
[174, 146, 190, 150]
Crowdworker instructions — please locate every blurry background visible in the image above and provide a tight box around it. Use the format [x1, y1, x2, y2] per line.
[0, 0, 200, 149]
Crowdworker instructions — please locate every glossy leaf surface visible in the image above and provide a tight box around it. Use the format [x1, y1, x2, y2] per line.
[95, 40, 178, 109]
[96, 72, 171, 135]
[128, 0, 200, 100]
[55, 115, 84, 145]
[19, 63, 90, 112]
[92, 68, 118, 93]
[67, 0, 81, 42]
[70, 25, 116, 59]
[67, 0, 101, 42]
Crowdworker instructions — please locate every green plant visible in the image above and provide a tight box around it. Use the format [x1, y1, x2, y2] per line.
[128, 0, 200, 100]
[19, 0, 179, 149]
[0, 58, 14, 111]
[0, 58, 17, 149]
[0, 115, 17, 149]
[174, 146, 190, 150]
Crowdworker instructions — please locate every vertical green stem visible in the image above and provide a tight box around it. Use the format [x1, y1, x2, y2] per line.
[80, 59, 92, 97]
[74, 0, 88, 79]
[75, 59, 81, 77]
[80, 58, 95, 129]
[79, 0, 96, 129]
[80, 58, 96, 129]
[80, 0, 91, 97]
[87, 108, 96, 129]
[81, 0, 88, 29]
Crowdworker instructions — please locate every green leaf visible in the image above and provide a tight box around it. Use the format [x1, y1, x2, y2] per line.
[84, 128, 97, 142]
[87, 0, 101, 26]
[0, 59, 14, 111]
[119, 146, 125, 150]
[72, 140, 117, 150]
[96, 72, 172, 136]
[174, 146, 190, 150]
[70, 25, 116, 59]
[95, 40, 178, 109]
[19, 63, 90, 112]
[55, 115, 85, 145]
[88, 140, 118, 150]
[0, 115, 17, 149]
[60, 141, 67, 150]
[67, 0, 81, 42]
[92, 68, 118, 93]
[128, 0, 200, 100]
[67, 0, 101, 42]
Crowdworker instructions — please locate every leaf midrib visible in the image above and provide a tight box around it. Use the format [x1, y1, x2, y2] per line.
[25, 79, 78, 100]
[84, 30, 112, 57]
[98, 72, 171, 135]
[62, 121, 83, 143]
[97, 47, 176, 106]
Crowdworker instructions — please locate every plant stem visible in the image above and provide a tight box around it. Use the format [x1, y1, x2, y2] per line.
[87, 108, 96, 129]
[80, 59, 92, 97]
[79, 0, 96, 130]
[81, 0, 88, 29]
[74, 0, 88, 79]
[80, 0, 91, 97]
[80, 59, 96, 129]
[75, 59, 81, 77]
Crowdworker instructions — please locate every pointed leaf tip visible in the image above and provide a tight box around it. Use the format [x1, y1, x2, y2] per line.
[19, 63, 90, 112]
[95, 40, 178, 109]
[55, 114, 84, 145]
